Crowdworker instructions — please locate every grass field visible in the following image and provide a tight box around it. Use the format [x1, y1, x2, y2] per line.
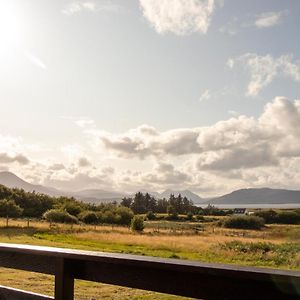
[0, 218, 299, 299]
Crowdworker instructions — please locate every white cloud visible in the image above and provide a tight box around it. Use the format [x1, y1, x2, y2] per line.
[228, 53, 300, 96]
[94, 98, 300, 170]
[75, 118, 95, 128]
[62, 1, 96, 15]
[62, 1, 120, 16]
[3, 97, 300, 196]
[139, 0, 216, 35]
[199, 89, 211, 102]
[255, 11, 284, 28]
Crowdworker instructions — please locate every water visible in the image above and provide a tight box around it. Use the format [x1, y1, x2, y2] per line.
[195, 203, 300, 209]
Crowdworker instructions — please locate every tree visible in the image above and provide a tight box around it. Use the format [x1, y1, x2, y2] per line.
[115, 206, 134, 225]
[0, 199, 23, 218]
[167, 205, 178, 220]
[131, 192, 146, 214]
[120, 197, 132, 208]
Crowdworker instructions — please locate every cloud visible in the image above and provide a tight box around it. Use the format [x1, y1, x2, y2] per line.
[197, 145, 278, 171]
[48, 163, 66, 171]
[78, 157, 92, 167]
[0, 153, 30, 165]
[97, 126, 202, 159]
[255, 11, 284, 28]
[141, 163, 191, 185]
[75, 118, 95, 128]
[219, 10, 287, 36]
[228, 53, 300, 96]
[62, 1, 120, 16]
[4, 97, 300, 196]
[94, 97, 300, 172]
[139, 0, 216, 35]
[199, 89, 211, 102]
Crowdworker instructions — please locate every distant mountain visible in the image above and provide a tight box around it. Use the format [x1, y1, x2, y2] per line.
[0, 171, 126, 203]
[3, 172, 299, 206]
[0, 171, 61, 196]
[160, 189, 206, 204]
[72, 189, 127, 203]
[206, 188, 300, 205]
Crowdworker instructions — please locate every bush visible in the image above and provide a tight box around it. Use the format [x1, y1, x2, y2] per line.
[131, 215, 144, 232]
[43, 209, 78, 224]
[186, 212, 193, 221]
[254, 210, 277, 224]
[79, 211, 98, 224]
[146, 211, 156, 220]
[276, 211, 300, 224]
[220, 216, 265, 230]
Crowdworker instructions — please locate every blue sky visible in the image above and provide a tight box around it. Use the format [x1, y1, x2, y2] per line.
[1, 0, 300, 196]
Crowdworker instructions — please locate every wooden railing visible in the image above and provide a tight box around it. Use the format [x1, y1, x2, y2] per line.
[0, 243, 299, 300]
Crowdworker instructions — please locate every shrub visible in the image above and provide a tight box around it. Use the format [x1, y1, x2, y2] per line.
[43, 209, 78, 224]
[186, 212, 193, 221]
[196, 215, 204, 221]
[254, 210, 277, 224]
[146, 211, 156, 220]
[221, 216, 265, 230]
[276, 211, 300, 224]
[79, 211, 98, 224]
[131, 215, 144, 232]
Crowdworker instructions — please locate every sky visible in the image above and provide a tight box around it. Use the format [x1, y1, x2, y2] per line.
[0, 0, 300, 196]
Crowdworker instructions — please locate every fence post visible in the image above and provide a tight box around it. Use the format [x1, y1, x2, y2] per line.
[55, 258, 74, 300]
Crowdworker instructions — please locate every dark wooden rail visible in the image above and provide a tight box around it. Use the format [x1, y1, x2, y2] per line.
[0, 243, 299, 300]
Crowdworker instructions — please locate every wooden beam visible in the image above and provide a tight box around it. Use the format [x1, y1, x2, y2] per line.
[0, 285, 53, 300]
[0, 243, 299, 300]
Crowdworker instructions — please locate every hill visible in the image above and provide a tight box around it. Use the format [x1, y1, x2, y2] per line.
[207, 188, 300, 205]
[0, 171, 61, 196]
[159, 189, 206, 204]
[0, 171, 126, 203]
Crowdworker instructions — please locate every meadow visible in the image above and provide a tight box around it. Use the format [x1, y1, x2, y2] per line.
[0, 217, 299, 299]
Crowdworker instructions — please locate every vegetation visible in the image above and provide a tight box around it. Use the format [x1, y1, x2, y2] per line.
[0, 199, 23, 218]
[121, 192, 195, 215]
[131, 215, 145, 232]
[0, 217, 298, 299]
[254, 209, 300, 224]
[43, 209, 78, 224]
[219, 216, 265, 230]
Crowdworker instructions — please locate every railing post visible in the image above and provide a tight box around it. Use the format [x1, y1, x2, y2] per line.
[54, 258, 74, 300]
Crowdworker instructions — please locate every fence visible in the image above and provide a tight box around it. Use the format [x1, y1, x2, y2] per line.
[0, 243, 299, 300]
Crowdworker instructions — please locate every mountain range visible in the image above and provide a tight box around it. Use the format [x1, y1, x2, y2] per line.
[0, 171, 300, 205]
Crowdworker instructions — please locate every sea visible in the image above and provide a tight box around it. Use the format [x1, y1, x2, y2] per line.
[195, 203, 300, 209]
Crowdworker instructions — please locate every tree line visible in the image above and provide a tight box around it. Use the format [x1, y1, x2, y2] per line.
[120, 192, 195, 215]
[0, 184, 133, 225]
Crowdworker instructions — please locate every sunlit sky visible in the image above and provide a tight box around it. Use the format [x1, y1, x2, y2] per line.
[1, 0, 300, 196]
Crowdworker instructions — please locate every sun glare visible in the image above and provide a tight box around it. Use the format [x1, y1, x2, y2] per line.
[0, 1, 24, 53]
